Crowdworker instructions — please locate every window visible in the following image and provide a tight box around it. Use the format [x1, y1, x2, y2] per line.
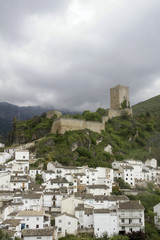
[27, 218, 29, 221]
[97, 228, 99, 231]
[36, 225, 39, 229]
[58, 227, 62, 232]
[37, 218, 39, 221]
[59, 220, 62, 223]
[68, 222, 71, 225]
[126, 178, 128, 180]
[121, 219, 124, 223]
[26, 225, 29, 228]
[37, 237, 41, 239]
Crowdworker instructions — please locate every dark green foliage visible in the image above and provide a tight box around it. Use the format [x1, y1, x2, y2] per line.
[112, 186, 122, 195]
[19, 111, 160, 168]
[77, 147, 91, 158]
[0, 229, 13, 240]
[83, 111, 102, 122]
[121, 99, 128, 109]
[127, 192, 160, 239]
[51, 218, 55, 226]
[96, 108, 106, 116]
[132, 95, 160, 116]
[7, 106, 160, 167]
[117, 179, 130, 189]
[35, 174, 44, 185]
[99, 233, 109, 240]
[59, 233, 94, 240]
[127, 231, 145, 240]
[110, 235, 129, 240]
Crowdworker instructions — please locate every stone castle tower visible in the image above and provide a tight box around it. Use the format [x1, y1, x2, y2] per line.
[110, 85, 130, 110]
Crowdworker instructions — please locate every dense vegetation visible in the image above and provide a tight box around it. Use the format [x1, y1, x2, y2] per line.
[132, 95, 160, 116]
[9, 107, 160, 169]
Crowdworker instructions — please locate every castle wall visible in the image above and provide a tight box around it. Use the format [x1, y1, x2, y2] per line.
[51, 118, 105, 134]
[110, 85, 129, 110]
[46, 110, 62, 119]
[104, 108, 132, 121]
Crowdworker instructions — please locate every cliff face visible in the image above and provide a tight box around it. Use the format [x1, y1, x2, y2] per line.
[8, 114, 54, 144]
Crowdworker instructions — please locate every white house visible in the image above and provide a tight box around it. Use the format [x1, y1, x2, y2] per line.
[43, 191, 63, 209]
[86, 195, 129, 209]
[22, 228, 57, 240]
[29, 168, 42, 179]
[10, 175, 29, 191]
[75, 203, 94, 229]
[15, 150, 29, 161]
[0, 143, 5, 148]
[16, 210, 51, 230]
[22, 192, 43, 211]
[1, 219, 22, 238]
[43, 178, 69, 190]
[0, 202, 14, 224]
[94, 208, 118, 238]
[61, 195, 84, 215]
[119, 165, 134, 186]
[86, 185, 111, 195]
[154, 202, 160, 229]
[41, 170, 56, 182]
[145, 158, 157, 168]
[55, 212, 78, 238]
[11, 161, 29, 174]
[0, 152, 11, 164]
[117, 201, 145, 234]
[0, 173, 11, 190]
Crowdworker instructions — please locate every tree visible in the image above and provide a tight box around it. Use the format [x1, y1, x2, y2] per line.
[127, 231, 145, 240]
[110, 235, 129, 240]
[35, 174, 43, 185]
[96, 108, 106, 116]
[0, 229, 13, 240]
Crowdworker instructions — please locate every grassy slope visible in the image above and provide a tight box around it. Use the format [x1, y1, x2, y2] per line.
[132, 95, 160, 116]
[28, 113, 160, 169]
[9, 96, 160, 168]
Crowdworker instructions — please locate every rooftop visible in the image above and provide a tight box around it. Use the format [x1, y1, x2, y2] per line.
[118, 201, 145, 210]
[18, 210, 46, 216]
[22, 228, 54, 237]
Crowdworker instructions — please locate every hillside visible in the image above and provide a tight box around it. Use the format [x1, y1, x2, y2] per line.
[8, 110, 160, 169]
[132, 95, 160, 116]
[0, 102, 77, 141]
[0, 102, 53, 141]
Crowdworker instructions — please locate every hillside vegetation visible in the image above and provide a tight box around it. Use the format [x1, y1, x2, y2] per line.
[132, 95, 160, 116]
[8, 108, 160, 169]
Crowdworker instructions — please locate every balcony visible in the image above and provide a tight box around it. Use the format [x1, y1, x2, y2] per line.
[119, 223, 142, 227]
[119, 214, 142, 219]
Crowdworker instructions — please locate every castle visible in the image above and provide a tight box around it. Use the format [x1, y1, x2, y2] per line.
[51, 85, 132, 134]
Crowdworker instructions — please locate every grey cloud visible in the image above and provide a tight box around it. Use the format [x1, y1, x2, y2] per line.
[0, 0, 160, 111]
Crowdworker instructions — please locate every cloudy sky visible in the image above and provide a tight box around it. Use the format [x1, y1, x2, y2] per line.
[0, 0, 160, 111]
